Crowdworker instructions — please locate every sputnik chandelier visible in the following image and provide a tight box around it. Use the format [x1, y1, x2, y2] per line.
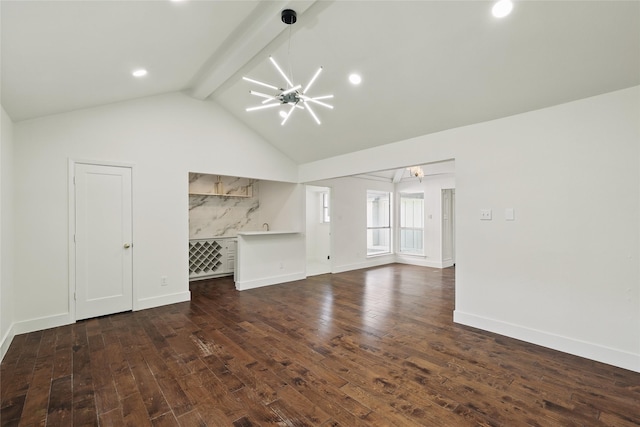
[243, 9, 334, 126]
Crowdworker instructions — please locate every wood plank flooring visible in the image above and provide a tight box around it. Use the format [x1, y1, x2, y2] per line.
[2, 264, 639, 426]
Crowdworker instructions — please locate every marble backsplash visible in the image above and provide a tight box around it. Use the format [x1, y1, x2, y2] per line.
[189, 173, 260, 239]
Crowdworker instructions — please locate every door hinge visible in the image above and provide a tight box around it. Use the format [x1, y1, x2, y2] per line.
[73, 234, 76, 243]
[73, 176, 76, 185]
[73, 292, 76, 301]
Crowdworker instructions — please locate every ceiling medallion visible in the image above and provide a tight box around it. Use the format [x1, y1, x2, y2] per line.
[243, 9, 334, 125]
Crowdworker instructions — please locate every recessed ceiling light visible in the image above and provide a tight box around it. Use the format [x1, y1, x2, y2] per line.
[492, 0, 513, 18]
[132, 69, 148, 78]
[349, 73, 362, 85]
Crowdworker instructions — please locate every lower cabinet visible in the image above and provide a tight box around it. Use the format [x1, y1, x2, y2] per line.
[189, 237, 236, 281]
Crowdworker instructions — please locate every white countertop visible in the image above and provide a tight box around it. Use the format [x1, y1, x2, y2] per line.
[237, 231, 301, 236]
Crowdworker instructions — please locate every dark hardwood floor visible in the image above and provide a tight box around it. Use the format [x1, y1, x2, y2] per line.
[1, 264, 639, 426]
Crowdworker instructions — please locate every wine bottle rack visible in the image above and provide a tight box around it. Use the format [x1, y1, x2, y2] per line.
[189, 238, 235, 280]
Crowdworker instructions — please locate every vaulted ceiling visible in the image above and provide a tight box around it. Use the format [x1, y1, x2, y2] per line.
[2, 1, 638, 164]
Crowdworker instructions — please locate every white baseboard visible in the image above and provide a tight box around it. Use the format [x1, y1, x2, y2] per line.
[454, 310, 640, 373]
[2, 313, 73, 362]
[135, 291, 191, 311]
[0, 323, 16, 362]
[332, 255, 395, 274]
[236, 272, 306, 291]
[12, 313, 73, 337]
[395, 256, 447, 269]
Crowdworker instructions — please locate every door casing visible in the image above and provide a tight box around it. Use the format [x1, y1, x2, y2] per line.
[68, 159, 135, 322]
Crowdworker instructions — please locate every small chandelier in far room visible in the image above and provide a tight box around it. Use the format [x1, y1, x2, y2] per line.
[407, 166, 425, 182]
[243, 9, 334, 126]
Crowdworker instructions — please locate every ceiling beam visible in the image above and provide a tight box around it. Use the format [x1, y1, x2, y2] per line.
[188, 0, 317, 100]
[392, 168, 406, 183]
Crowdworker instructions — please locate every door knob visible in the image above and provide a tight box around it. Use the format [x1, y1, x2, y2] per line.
[123, 243, 131, 249]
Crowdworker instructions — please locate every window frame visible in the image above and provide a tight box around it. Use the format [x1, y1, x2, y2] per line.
[398, 192, 425, 256]
[321, 192, 330, 223]
[366, 190, 392, 256]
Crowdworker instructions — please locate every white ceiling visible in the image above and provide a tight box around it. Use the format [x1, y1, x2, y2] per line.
[2, 1, 639, 165]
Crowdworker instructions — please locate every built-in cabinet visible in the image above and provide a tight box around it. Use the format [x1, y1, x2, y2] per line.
[188, 237, 236, 281]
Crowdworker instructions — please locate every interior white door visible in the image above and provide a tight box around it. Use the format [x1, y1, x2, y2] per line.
[75, 163, 133, 320]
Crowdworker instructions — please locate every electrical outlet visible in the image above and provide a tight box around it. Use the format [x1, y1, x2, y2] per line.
[480, 209, 492, 220]
[160, 276, 168, 286]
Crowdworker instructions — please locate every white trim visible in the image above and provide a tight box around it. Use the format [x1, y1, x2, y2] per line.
[332, 254, 395, 274]
[13, 313, 73, 336]
[235, 272, 306, 291]
[68, 159, 76, 321]
[135, 292, 191, 311]
[69, 158, 137, 168]
[453, 310, 640, 373]
[68, 158, 136, 323]
[395, 254, 449, 269]
[0, 322, 15, 361]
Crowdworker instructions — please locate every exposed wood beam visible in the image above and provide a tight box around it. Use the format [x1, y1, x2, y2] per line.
[188, 0, 317, 100]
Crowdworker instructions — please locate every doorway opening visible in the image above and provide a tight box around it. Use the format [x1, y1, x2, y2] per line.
[305, 185, 331, 276]
[442, 188, 456, 267]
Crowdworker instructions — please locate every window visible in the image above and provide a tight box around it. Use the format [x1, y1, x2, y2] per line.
[399, 192, 424, 255]
[322, 192, 330, 223]
[367, 191, 391, 255]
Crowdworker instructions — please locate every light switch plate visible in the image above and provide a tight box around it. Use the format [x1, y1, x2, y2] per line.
[505, 208, 515, 221]
[480, 209, 492, 220]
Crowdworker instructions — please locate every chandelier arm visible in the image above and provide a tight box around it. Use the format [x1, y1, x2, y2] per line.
[301, 96, 334, 109]
[303, 67, 323, 93]
[280, 103, 297, 126]
[246, 103, 282, 112]
[308, 95, 334, 101]
[250, 90, 277, 100]
[281, 85, 302, 96]
[269, 56, 294, 88]
[243, 77, 279, 91]
[262, 97, 279, 104]
[305, 102, 321, 125]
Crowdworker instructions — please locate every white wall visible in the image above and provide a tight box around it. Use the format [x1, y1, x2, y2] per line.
[300, 87, 640, 372]
[258, 181, 305, 232]
[1, 106, 15, 359]
[236, 232, 306, 291]
[396, 171, 455, 268]
[12, 92, 298, 334]
[311, 177, 396, 273]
